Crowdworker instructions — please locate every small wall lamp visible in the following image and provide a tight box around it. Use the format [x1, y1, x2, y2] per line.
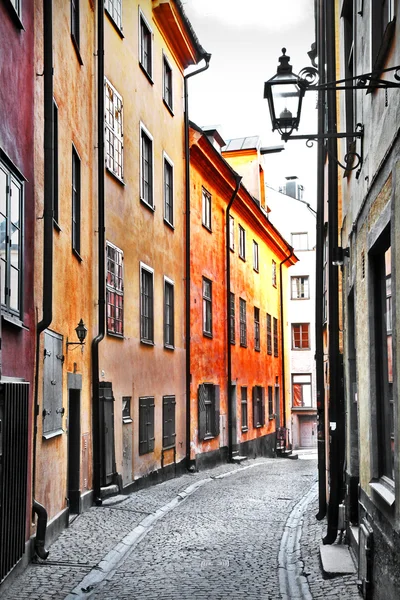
[332, 247, 350, 266]
[66, 319, 88, 350]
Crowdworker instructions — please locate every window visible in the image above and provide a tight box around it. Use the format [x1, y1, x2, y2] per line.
[273, 317, 278, 357]
[0, 157, 23, 318]
[254, 307, 260, 351]
[292, 374, 312, 408]
[198, 384, 220, 440]
[372, 234, 394, 481]
[229, 215, 234, 250]
[292, 323, 310, 349]
[163, 153, 174, 226]
[140, 124, 153, 208]
[105, 0, 122, 31]
[42, 330, 63, 438]
[72, 146, 81, 256]
[163, 396, 176, 448]
[291, 232, 308, 250]
[139, 397, 155, 455]
[229, 292, 235, 344]
[253, 241, 259, 271]
[241, 387, 248, 430]
[239, 298, 247, 347]
[122, 396, 132, 423]
[291, 276, 309, 299]
[164, 277, 174, 349]
[252, 386, 264, 428]
[140, 263, 154, 344]
[105, 79, 123, 180]
[202, 277, 212, 337]
[272, 260, 277, 286]
[372, 0, 395, 70]
[53, 100, 59, 225]
[9, 0, 21, 18]
[163, 54, 173, 111]
[266, 314, 272, 355]
[268, 386, 274, 417]
[106, 242, 124, 336]
[139, 10, 153, 79]
[239, 225, 246, 259]
[202, 188, 211, 230]
[71, 0, 80, 50]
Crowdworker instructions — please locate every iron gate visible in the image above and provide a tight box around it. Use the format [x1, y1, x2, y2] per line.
[0, 381, 29, 582]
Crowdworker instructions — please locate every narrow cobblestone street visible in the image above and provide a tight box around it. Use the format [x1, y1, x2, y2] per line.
[2, 454, 361, 600]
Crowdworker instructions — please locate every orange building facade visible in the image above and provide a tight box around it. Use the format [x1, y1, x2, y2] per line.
[189, 125, 297, 467]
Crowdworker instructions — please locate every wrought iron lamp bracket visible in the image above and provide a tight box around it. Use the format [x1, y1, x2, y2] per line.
[299, 64, 400, 91]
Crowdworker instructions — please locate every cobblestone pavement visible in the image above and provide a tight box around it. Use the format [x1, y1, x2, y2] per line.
[2, 455, 362, 599]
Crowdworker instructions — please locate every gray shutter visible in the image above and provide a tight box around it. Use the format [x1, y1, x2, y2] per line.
[148, 398, 155, 452]
[252, 387, 256, 427]
[198, 384, 206, 441]
[261, 387, 266, 425]
[139, 399, 146, 454]
[214, 385, 220, 436]
[53, 335, 63, 431]
[43, 331, 54, 434]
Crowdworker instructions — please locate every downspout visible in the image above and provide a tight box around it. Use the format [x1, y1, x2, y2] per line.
[226, 175, 242, 462]
[184, 54, 211, 468]
[91, 0, 105, 506]
[323, 0, 344, 545]
[279, 248, 294, 432]
[315, 0, 327, 520]
[32, 0, 53, 561]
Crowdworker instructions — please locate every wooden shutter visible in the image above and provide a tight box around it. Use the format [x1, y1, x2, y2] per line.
[198, 384, 207, 441]
[261, 387, 266, 425]
[148, 398, 155, 452]
[252, 386, 256, 427]
[213, 386, 220, 436]
[43, 330, 63, 437]
[139, 398, 147, 454]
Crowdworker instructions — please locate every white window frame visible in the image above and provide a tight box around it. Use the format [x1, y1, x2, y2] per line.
[229, 215, 235, 250]
[139, 7, 153, 80]
[140, 261, 154, 344]
[291, 232, 308, 250]
[239, 225, 246, 260]
[253, 240, 259, 272]
[105, 0, 122, 31]
[202, 188, 211, 230]
[105, 78, 124, 181]
[140, 122, 154, 209]
[291, 275, 310, 299]
[163, 151, 174, 227]
[106, 241, 124, 337]
[164, 275, 175, 349]
[272, 260, 277, 287]
[162, 52, 173, 112]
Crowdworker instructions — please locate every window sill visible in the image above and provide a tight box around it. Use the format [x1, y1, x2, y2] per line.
[72, 248, 83, 262]
[106, 167, 125, 186]
[105, 9, 124, 38]
[123, 417, 133, 424]
[202, 224, 212, 233]
[43, 428, 64, 440]
[1, 311, 28, 330]
[141, 339, 155, 346]
[4, 0, 24, 28]
[239, 255, 246, 262]
[253, 268, 259, 273]
[241, 427, 248, 433]
[203, 331, 213, 339]
[163, 99, 174, 116]
[254, 424, 262, 429]
[255, 347, 260, 352]
[71, 35, 84, 66]
[203, 435, 215, 441]
[269, 415, 275, 421]
[53, 219, 62, 232]
[139, 63, 154, 85]
[370, 479, 395, 507]
[140, 198, 155, 213]
[164, 219, 175, 230]
[107, 330, 124, 339]
[164, 344, 175, 351]
[163, 443, 176, 451]
[240, 343, 248, 348]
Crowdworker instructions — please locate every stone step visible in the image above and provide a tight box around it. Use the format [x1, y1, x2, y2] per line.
[320, 543, 357, 577]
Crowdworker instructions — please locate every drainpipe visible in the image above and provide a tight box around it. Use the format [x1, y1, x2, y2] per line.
[323, 0, 344, 545]
[315, 0, 327, 521]
[91, 0, 105, 506]
[226, 175, 242, 462]
[184, 54, 211, 468]
[32, 0, 53, 561]
[279, 248, 294, 433]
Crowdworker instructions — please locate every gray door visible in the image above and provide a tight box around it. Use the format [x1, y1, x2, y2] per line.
[99, 382, 116, 486]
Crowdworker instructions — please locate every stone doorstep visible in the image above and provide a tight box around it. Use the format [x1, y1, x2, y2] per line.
[320, 543, 357, 577]
[232, 455, 248, 463]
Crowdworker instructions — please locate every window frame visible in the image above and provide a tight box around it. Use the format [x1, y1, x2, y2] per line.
[140, 262, 154, 345]
[139, 396, 155, 455]
[268, 386, 274, 418]
[53, 99, 59, 227]
[0, 155, 24, 320]
[162, 395, 176, 449]
[252, 386, 265, 428]
[292, 323, 310, 350]
[239, 225, 246, 260]
[105, 0, 123, 33]
[70, 0, 83, 64]
[198, 383, 220, 440]
[229, 215, 235, 250]
[253, 240, 259, 272]
[122, 396, 132, 424]
[291, 275, 310, 300]
[106, 241, 124, 337]
[371, 0, 395, 72]
[71, 144, 81, 258]
[162, 53, 173, 112]
[272, 259, 277, 287]
[292, 373, 313, 409]
[273, 317, 279, 357]
[105, 78, 124, 182]
[291, 232, 308, 251]
[202, 187, 212, 231]
[163, 152, 174, 227]
[254, 306, 260, 351]
[266, 313, 272, 355]
[241, 386, 248, 431]
[164, 276, 175, 349]
[140, 122, 154, 210]
[139, 8, 153, 81]
[202, 277, 212, 337]
[239, 298, 247, 347]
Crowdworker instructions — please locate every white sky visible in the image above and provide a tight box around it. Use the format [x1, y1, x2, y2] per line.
[182, 0, 318, 207]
